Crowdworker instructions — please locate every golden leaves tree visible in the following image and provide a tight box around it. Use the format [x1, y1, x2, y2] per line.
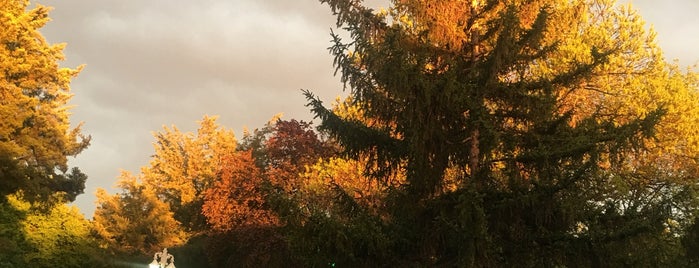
[142, 115, 236, 231]
[0, 0, 89, 202]
[0, 2, 97, 266]
[93, 171, 186, 256]
[92, 116, 237, 259]
[0, 194, 105, 267]
[531, 3, 699, 260]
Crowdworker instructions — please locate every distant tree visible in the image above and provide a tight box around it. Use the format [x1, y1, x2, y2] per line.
[202, 118, 328, 267]
[93, 171, 186, 256]
[265, 119, 336, 193]
[237, 113, 282, 169]
[0, 0, 90, 203]
[141, 115, 236, 232]
[202, 150, 276, 231]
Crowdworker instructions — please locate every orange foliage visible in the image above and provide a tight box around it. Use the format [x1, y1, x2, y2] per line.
[202, 151, 277, 232]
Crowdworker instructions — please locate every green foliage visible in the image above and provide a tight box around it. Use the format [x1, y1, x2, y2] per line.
[200, 226, 292, 267]
[268, 180, 390, 267]
[0, 195, 28, 267]
[0, 194, 107, 268]
[163, 235, 212, 268]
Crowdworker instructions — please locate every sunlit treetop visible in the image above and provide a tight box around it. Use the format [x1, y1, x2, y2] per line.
[309, 0, 691, 199]
[0, 0, 89, 202]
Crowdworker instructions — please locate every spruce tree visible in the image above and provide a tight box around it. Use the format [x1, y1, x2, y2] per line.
[303, 0, 673, 266]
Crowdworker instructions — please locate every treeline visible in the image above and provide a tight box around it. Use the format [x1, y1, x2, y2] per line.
[3, 0, 699, 267]
[91, 115, 342, 266]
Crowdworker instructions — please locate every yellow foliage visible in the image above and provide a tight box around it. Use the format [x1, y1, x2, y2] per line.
[93, 171, 187, 255]
[394, 0, 481, 51]
[142, 115, 236, 204]
[535, 1, 699, 175]
[4, 194, 99, 265]
[391, 0, 571, 52]
[0, 0, 87, 173]
[300, 156, 395, 216]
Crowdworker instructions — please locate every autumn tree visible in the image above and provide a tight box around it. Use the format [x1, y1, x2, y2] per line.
[0, 2, 99, 266]
[201, 150, 294, 267]
[202, 150, 275, 231]
[236, 113, 282, 169]
[0, 0, 89, 203]
[298, 0, 693, 266]
[254, 104, 401, 266]
[528, 2, 699, 263]
[292, 97, 404, 220]
[141, 115, 236, 231]
[265, 119, 336, 193]
[0, 194, 105, 267]
[96, 116, 285, 265]
[93, 171, 186, 256]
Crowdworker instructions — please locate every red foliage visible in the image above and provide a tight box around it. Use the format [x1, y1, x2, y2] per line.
[265, 120, 335, 192]
[266, 120, 327, 170]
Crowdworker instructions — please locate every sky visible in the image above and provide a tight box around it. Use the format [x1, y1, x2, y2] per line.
[35, 0, 698, 217]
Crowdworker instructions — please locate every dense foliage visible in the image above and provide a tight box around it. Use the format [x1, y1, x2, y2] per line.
[0, 1, 96, 266]
[0, 195, 106, 267]
[297, 0, 699, 266]
[3, 0, 699, 267]
[0, 0, 89, 203]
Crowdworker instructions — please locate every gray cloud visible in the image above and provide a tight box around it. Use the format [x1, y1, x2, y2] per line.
[631, 0, 699, 66]
[35, 0, 697, 217]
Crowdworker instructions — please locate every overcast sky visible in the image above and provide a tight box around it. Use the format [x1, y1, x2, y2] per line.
[36, 0, 698, 217]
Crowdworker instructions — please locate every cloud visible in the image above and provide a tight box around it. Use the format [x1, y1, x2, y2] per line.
[630, 0, 699, 65]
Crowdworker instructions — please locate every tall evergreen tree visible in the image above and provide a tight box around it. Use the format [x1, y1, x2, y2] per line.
[301, 0, 681, 266]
